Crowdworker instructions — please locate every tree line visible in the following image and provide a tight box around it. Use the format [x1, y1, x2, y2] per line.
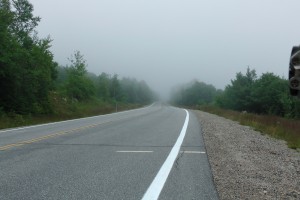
[216, 68, 300, 118]
[170, 80, 221, 106]
[55, 51, 157, 105]
[0, 0, 156, 115]
[171, 67, 300, 119]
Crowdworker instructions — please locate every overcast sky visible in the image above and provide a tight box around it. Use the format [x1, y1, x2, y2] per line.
[30, 0, 300, 98]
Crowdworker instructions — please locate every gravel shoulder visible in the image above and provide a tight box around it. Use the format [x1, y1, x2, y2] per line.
[194, 110, 300, 200]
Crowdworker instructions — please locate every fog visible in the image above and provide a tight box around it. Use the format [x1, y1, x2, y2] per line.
[30, 0, 300, 98]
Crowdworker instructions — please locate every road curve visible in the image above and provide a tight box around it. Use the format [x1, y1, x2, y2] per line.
[0, 103, 218, 200]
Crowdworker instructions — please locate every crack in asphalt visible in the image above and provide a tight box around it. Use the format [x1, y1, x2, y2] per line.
[175, 150, 185, 169]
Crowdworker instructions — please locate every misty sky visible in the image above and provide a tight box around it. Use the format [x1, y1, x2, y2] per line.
[30, 0, 300, 97]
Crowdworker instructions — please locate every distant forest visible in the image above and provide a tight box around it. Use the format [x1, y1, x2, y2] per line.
[0, 0, 156, 116]
[1, 0, 299, 120]
[171, 67, 300, 119]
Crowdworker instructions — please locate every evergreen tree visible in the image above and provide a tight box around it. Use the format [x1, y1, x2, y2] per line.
[64, 51, 95, 101]
[97, 72, 110, 101]
[0, 0, 57, 114]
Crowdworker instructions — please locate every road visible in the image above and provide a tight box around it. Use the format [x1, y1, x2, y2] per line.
[0, 103, 219, 200]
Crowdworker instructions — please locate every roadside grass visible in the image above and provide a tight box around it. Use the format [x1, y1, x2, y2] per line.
[0, 96, 143, 130]
[197, 105, 300, 150]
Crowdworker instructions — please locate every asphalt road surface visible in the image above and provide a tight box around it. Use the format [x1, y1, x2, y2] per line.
[0, 103, 219, 200]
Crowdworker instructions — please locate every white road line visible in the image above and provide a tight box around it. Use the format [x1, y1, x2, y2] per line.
[0, 103, 155, 134]
[181, 151, 206, 154]
[116, 151, 153, 153]
[142, 109, 189, 200]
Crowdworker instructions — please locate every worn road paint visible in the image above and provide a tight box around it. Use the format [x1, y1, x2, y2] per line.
[181, 151, 206, 154]
[0, 121, 114, 151]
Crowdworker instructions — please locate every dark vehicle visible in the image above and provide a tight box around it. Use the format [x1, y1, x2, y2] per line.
[289, 46, 300, 96]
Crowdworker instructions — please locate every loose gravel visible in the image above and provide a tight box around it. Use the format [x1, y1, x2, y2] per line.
[194, 110, 300, 200]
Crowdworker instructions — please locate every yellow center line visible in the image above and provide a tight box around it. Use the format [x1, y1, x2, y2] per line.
[0, 119, 119, 151]
[0, 143, 24, 151]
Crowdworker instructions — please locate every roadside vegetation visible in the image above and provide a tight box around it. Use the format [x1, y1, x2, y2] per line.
[0, 98, 142, 130]
[198, 105, 300, 149]
[170, 68, 300, 149]
[0, 0, 156, 129]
